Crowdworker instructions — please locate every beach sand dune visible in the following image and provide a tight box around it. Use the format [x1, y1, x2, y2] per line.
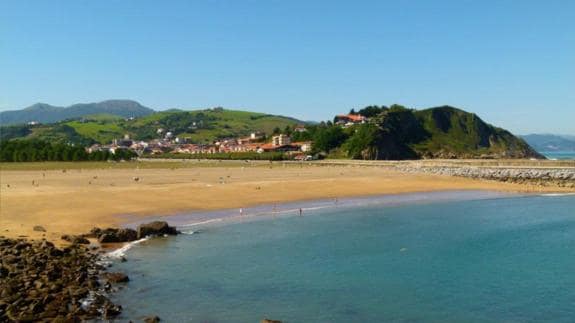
[1, 161, 572, 243]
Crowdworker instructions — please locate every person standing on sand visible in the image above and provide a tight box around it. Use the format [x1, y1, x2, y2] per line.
[299, 208, 303, 216]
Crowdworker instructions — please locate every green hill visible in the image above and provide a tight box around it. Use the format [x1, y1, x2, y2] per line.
[413, 106, 541, 158]
[330, 106, 544, 159]
[342, 105, 543, 159]
[0, 108, 303, 144]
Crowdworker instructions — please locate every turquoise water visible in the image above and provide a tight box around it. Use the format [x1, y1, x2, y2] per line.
[541, 151, 575, 160]
[111, 193, 575, 322]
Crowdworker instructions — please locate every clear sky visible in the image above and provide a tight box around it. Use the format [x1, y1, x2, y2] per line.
[1, 0, 573, 134]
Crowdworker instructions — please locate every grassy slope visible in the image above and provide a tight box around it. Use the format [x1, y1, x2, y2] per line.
[412, 106, 539, 157]
[3, 109, 302, 144]
[65, 121, 124, 143]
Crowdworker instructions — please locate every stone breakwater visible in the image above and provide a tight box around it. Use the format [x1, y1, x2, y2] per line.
[396, 165, 575, 188]
[0, 238, 121, 322]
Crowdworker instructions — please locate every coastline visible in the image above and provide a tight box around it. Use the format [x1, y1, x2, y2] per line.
[123, 189, 521, 230]
[1, 160, 574, 245]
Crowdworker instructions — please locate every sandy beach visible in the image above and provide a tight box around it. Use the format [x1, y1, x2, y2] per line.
[1, 160, 573, 244]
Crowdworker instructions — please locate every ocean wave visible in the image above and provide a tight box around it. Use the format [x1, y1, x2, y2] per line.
[179, 218, 223, 227]
[539, 193, 575, 197]
[104, 236, 150, 259]
[180, 229, 200, 235]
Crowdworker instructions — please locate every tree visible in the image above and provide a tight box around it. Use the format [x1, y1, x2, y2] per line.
[344, 124, 382, 159]
[313, 125, 348, 153]
[358, 105, 388, 118]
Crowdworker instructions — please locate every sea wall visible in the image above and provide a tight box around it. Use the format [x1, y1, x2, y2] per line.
[395, 165, 575, 188]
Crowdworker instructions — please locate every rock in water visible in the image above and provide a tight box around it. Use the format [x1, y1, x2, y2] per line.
[117, 228, 138, 241]
[105, 272, 130, 283]
[261, 319, 282, 323]
[137, 221, 179, 239]
[144, 315, 162, 322]
[97, 228, 138, 243]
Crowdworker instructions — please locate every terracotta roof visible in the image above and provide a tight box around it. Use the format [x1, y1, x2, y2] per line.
[337, 114, 366, 122]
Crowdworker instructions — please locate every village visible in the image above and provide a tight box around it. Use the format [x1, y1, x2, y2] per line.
[86, 129, 314, 159]
[85, 112, 368, 159]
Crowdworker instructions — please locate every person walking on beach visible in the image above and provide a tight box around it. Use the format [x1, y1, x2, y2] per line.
[240, 208, 243, 216]
[299, 208, 303, 216]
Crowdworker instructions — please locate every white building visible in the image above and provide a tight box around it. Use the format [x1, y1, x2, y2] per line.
[272, 134, 291, 146]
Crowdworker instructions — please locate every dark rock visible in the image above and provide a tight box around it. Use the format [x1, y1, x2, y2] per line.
[261, 319, 282, 323]
[117, 228, 138, 242]
[0, 236, 121, 322]
[143, 315, 161, 323]
[137, 221, 179, 239]
[33, 225, 46, 232]
[105, 272, 129, 283]
[60, 235, 89, 245]
[84, 227, 102, 238]
[97, 228, 138, 243]
[98, 233, 119, 243]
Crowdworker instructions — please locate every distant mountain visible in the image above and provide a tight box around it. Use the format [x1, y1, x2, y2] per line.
[0, 100, 154, 125]
[521, 134, 575, 152]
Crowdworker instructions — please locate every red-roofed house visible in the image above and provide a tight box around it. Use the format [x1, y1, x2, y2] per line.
[334, 114, 367, 127]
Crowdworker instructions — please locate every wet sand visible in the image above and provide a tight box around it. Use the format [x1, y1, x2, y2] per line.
[1, 160, 573, 244]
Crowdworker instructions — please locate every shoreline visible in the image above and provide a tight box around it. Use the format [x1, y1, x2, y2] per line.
[121, 189, 522, 230]
[1, 160, 574, 245]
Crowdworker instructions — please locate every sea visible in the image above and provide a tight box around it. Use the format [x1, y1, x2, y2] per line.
[541, 151, 575, 160]
[110, 192, 575, 322]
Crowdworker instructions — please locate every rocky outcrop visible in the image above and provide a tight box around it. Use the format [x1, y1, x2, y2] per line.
[0, 237, 121, 321]
[84, 221, 179, 244]
[94, 228, 138, 243]
[137, 221, 179, 239]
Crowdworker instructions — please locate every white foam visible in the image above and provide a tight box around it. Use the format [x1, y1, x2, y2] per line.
[80, 291, 97, 309]
[539, 193, 575, 197]
[179, 218, 223, 227]
[105, 236, 150, 259]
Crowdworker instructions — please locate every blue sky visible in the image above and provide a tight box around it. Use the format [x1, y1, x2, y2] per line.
[1, 0, 573, 134]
